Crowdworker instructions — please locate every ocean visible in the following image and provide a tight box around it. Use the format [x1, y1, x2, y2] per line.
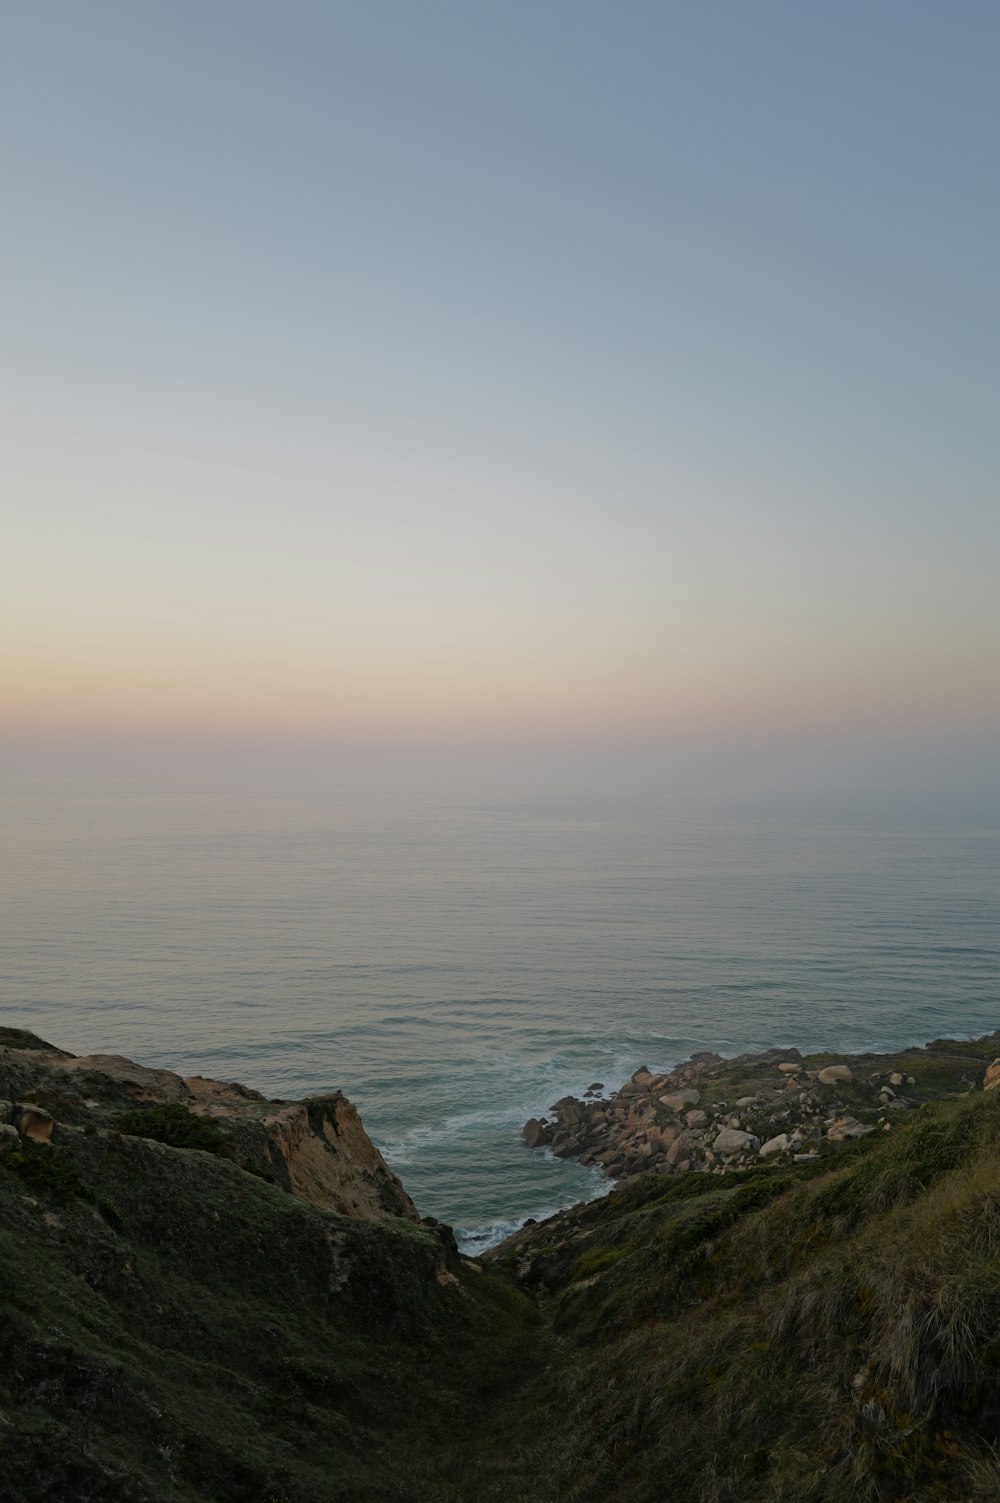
[3, 781, 998, 1249]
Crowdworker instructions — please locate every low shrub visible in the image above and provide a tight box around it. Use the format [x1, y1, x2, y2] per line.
[115, 1103, 233, 1158]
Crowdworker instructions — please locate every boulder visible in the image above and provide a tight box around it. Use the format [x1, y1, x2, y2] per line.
[826, 1116, 874, 1142]
[522, 1118, 549, 1149]
[735, 1096, 757, 1108]
[817, 1065, 853, 1086]
[659, 1089, 700, 1112]
[588, 1082, 604, 1092]
[713, 1128, 759, 1156]
[685, 1109, 708, 1129]
[759, 1133, 790, 1157]
[665, 1132, 692, 1165]
[983, 1059, 1000, 1092]
[777, 1062, 799, 1074]
[0, 1122, 20, 1153]
[0, 1099, 13, 1124]
[16, 1105, 54, 1143]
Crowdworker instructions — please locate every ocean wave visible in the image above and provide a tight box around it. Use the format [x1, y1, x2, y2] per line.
[377, 1104, 529, 1164]
[456, 1174, 613, 1254]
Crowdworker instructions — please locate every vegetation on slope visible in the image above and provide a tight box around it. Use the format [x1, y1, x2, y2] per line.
[0, 1126, 542, 1503]
[490, 1091, 1000, 1501]
[4, 1040, 1000, 1502]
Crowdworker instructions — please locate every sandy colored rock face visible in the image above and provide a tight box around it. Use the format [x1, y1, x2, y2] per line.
[817, 1065, 853, 1085]
[983, 1059, 1000, 1092]
[0, 1042, 419, 1224]
[17, 1106, 54, 1143]
[48, 1054, 192, 1101]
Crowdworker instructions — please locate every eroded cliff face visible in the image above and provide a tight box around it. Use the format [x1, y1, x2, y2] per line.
[0, 1028, 418, 1222]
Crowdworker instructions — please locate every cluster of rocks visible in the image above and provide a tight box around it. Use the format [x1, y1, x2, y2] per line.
[522, 1040, 1000, 1183]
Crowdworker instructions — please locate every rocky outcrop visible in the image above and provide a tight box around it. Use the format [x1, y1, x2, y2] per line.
[521, 1033, 1000, 1185]
[0, 1032, 418, 1223]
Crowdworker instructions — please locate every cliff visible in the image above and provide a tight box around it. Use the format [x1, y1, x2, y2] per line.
[0, 1028, 417, 1223]
[4, 1025, 1000, 1502]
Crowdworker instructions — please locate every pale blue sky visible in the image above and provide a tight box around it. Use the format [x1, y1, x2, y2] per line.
[2, 2, 998, 774]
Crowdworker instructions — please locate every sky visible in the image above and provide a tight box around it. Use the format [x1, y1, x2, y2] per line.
[2, 2, 998, 788]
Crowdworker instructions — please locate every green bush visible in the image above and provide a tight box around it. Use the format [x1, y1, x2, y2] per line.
[3, 1143, 82, 1199]
[115, 1103, 233, 1157]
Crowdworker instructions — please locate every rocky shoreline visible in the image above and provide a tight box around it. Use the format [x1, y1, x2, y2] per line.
[522, 1033, 1000, 1185]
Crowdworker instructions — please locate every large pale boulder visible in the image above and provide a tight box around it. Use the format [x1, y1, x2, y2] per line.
[713, 1128, 759, 1156]
[817, 1065, 853, 1086]
[759, 1133, 790, 1157]
[659, 1089, 700, 1112]
[777, 1062, 799, 1074]
[826, 1116, 874, 1142]
[983, 1059, 1000, 1091]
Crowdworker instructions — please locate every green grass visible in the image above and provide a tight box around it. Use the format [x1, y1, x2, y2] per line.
[509, 1091, 1000, 1501]
[6, 1084, 1000, 1501]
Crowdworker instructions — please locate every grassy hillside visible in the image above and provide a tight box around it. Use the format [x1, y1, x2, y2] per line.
[490, 1089, 1000, 1501]
[5, 1040, 1000, 1502]
[0, 1125, 542, 1503]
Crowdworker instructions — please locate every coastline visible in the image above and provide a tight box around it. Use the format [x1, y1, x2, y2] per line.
[497, 1028, 1000, 1250]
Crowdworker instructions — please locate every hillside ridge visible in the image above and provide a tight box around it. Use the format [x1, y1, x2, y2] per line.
[4, 1025, 1000, 1502]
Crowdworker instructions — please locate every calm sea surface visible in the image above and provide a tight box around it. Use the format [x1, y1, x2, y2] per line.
[3, 783, 998, 1247]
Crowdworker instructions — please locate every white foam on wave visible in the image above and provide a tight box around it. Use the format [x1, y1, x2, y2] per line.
[376, 1104, 526, 1165]
[456, 1170, 614, 1254]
